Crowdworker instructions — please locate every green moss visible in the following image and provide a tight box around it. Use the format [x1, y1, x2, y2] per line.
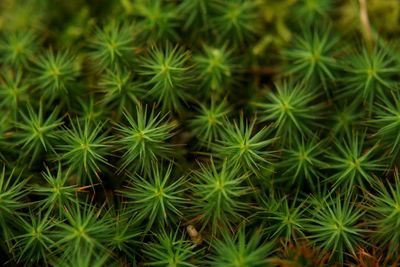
[1, 0, 400, 266]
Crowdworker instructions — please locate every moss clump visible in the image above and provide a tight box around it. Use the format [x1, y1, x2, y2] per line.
[1, 0, 400, 266]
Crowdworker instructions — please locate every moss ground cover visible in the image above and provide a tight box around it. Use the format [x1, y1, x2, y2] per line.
[1, 0, 400, 266]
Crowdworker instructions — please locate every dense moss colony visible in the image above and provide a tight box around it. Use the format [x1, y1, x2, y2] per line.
[1, 0, 400, 266]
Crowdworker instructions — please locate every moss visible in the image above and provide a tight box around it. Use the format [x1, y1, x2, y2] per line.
[1, 0, 400, 266]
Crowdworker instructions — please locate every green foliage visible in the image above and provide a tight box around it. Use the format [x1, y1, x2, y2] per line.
[13, 210, 55, 266]
[134, 0, 179, 42]
[33, 165, 77, 216]
[372, 91, 400, 165]
[139, 44, 193, 113]
[98, 67, 144, 118]
[115, 105, 176, 174]
[212, 116, 275, 175]
[306, 194, 366, 264]
[55, 201, 112, 256]
[194, 44, 236, 96]
[325, 131, 385, 190]
[51, 245, 112, 267]
[367, 172, 400, 257]
[277, 137, 325, 187]
[88, 21, 135, 70]
[190, 159, 250, 233]
[75, 96, 107, 123]
[32, 49, 78, 101]
[0, 30, 38, 67]
[178, 0, 214, 32]
[255, 80, 324, 143]
[2, 1, 400, 265]
[118, 163, 186, 231]
[259, 194, 307, 245]
[284, 27, 339, 95]
[188, 99, 232, 146]
[208, 226, 274, 267]
[142, 229, 197, 267]
[0, 68, 30, 117]
[211, 0, 260, 47]
[294, 0, 332, 25]
[0, 115, 11, 160]
[56, 118, 111, 183]
[340, 45, 398, 109]
[108, 208, 141, 257]
[0, 167, 29, 250]
[14, 103, 62, 165]
[330, 101, 365, 138]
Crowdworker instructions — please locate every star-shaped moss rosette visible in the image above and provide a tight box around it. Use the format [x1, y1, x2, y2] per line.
[0, 0, 400, 266]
